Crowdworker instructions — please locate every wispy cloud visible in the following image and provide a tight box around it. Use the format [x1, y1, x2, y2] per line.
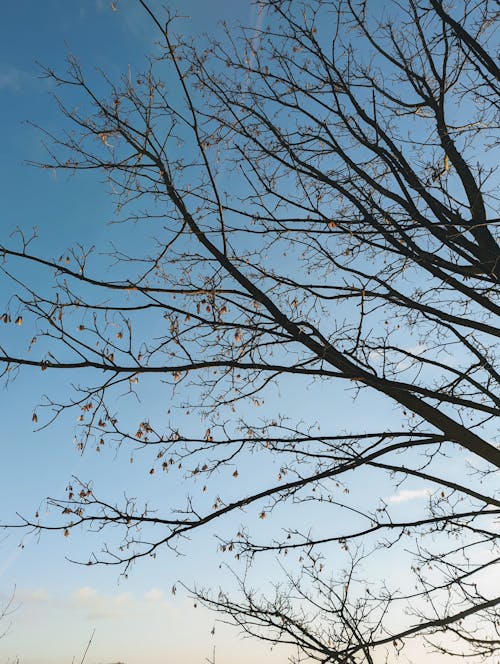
[71, 586, 171, 620]
[0, 66, 24, 92]
[368, 343, 428, 370]
[0, 65, 50, 94]
[385, 487, 431, 504]
[95, 0, 108, 13]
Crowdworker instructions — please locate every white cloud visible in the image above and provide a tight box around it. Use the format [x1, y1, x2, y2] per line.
[72, 586, 133, 619]
[405, 343, 427, 356]
[385, 487, 431, 504]
[144, 588, 164, 602]
[73, 586, 97, 602]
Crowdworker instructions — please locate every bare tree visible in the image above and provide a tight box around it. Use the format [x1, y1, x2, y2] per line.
[0, 587, 17, 641]
[1, 0, 499, 661]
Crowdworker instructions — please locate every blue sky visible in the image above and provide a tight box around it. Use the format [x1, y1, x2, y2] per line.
[0, 2, 491, 663]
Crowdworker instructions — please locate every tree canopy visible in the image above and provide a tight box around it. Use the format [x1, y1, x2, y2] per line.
[1, 0, 499, 661]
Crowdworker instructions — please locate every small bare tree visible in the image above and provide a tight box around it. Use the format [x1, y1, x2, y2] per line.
[1, 0, 499, 661]
[0, 587, 17, 641]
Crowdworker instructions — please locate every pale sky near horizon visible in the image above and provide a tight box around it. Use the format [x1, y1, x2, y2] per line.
[0, 2, 491, 663]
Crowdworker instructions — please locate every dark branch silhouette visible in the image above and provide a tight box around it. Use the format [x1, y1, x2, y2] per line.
[1, 0, 498, 661]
